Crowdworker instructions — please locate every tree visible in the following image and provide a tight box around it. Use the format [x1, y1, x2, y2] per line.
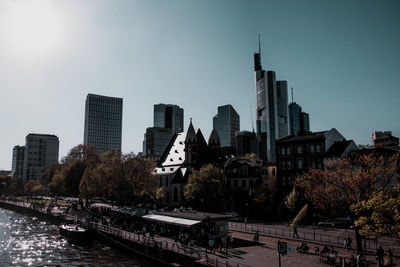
[184, 164, 226, 212]
[352, 184, 400, 239]
[24, 180, 44, 195]
[295, 152, 399, 252]
[285, 186, 303, 213]
[40, 163, 60, 186]
[78, 151, 157, 205]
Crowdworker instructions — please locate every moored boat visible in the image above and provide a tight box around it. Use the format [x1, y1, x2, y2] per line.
[59, 224, 94, 244]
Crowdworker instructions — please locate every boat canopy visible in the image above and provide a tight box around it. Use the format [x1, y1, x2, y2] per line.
[142, 214, 201, 227]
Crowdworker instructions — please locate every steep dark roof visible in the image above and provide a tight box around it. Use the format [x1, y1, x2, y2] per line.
[326, 140, 354, 157]
[277, 130, 328, 143]
[224, 158, 261, 168]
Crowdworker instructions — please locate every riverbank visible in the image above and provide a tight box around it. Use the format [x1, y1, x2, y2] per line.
[0, 199, 248, 267]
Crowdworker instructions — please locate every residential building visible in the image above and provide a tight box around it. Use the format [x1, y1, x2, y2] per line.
[144, 104, 184, 156]
[213, 105, 240, 148]
[23, 134, 59, 183]
[371, 131, 399, 147]
[12, 145, 25, 179]
[254, 41, 288, 162]
[84, 93, 123, 153]
[276, 128, 356, 191]
[235, 131, 257, 157]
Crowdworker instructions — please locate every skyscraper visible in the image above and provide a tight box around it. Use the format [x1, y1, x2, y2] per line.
[144, 104, 184, 156]
[84, 93, 123, 153]
[288, 89, 310, 136]
[153, 104, 184, 133]
[254, 38, 288, 162]
[23, 134, 59, 183]
[12, 145, 25, 179]
[213, 105, 240, 148]
[235, 131, 257, 157]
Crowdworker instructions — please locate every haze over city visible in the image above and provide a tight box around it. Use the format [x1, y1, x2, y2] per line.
[1, 0, 399, 170]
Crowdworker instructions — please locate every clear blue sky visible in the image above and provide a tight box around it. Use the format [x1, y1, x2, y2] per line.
[0, 0, 399, 170]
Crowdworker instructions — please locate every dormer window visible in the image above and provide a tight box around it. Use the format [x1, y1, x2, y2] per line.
[170, 168, 174, 171]
[179, 141, 183, 145]
[175, 150, 178, 153]
[179, 157, 182, 160]
[162, 168, 165, 172]
[170, 158, 173, 161]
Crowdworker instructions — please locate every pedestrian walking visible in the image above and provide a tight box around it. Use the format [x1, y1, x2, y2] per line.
[293, 226, 299, 238]
[343, 237, 347, 250]
[347, 236, 352, 251]
[209, 239, 214, 253]
[229, 234, 234, 249]
[387, 248, 393, 267]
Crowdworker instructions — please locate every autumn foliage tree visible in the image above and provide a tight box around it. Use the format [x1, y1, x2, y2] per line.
[352, 184, 400, 239]
[295, 152, 399, 252]
[79, 151, 157, 205]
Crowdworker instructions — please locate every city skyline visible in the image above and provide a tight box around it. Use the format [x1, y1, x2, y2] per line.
[1, 0, 400, 169]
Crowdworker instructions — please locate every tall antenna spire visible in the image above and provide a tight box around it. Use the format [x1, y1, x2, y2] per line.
[291, 87, 294, 103]
[250, 105, 255, 132]
[258, 34, 261, 54]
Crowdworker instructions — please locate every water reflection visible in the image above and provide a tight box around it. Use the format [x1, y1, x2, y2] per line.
[0, 208, 149, 266]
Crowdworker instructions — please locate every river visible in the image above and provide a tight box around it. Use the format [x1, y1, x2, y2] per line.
[0, 208, 154, 266]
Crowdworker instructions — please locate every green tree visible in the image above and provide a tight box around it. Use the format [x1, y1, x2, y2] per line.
[184, 164, 226, 212]
[352, 184, 400, 239]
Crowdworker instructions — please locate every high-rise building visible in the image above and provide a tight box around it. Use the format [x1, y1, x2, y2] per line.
[254, 39, 288, 162]
[23, 134, 59, 183]
[12, 145, 25, 179]
[213, 105, 240, 148]
[143, 104, 184, 156]
[289, 101, 310, 135]
[154, 104, 184, 133]
[84, 93, 123, 153]
[235, 131, 257, 157]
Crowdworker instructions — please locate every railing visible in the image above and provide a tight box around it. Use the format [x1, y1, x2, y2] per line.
[92, 222, 251, 267]
[229, 221, 400, 256]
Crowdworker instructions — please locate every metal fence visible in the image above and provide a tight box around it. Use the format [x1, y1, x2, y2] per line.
[228, 222, 400, 256]
[92, 222, 251, 267]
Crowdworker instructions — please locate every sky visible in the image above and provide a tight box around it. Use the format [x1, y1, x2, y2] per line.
[0, 0, 399, 170]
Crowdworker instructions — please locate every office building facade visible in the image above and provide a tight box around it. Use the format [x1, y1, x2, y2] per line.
[23, 134, 59, 183]
[154, 104, 184, 133]
[213, 105, 240, 148]
[144, 104, 184, 156]
[289, 102, 310, 135]
[254, 45, 288, 162]
[11, 145, 25, 179]
[235, 131, 257, 157]
[84, 93, 123, 153]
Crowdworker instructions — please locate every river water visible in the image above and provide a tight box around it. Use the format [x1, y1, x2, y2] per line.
[0, 208, 154, 266]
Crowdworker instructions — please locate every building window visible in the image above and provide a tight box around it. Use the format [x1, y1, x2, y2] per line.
[287, 161, 292, 169]
[310, 144, 315, 154]
[316, 144, 321, 153]
[311, 159, 316, 168]
[281, 176, 286, 185]
[297, 145, 303, 154]
[249, 180, 254, 188]
[286, 147, 291, 155]
[272, 168, 276, 176]
[297, 159, 303, 169]
[280, 147, 286, 156]
[233, 168, 238, 174]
